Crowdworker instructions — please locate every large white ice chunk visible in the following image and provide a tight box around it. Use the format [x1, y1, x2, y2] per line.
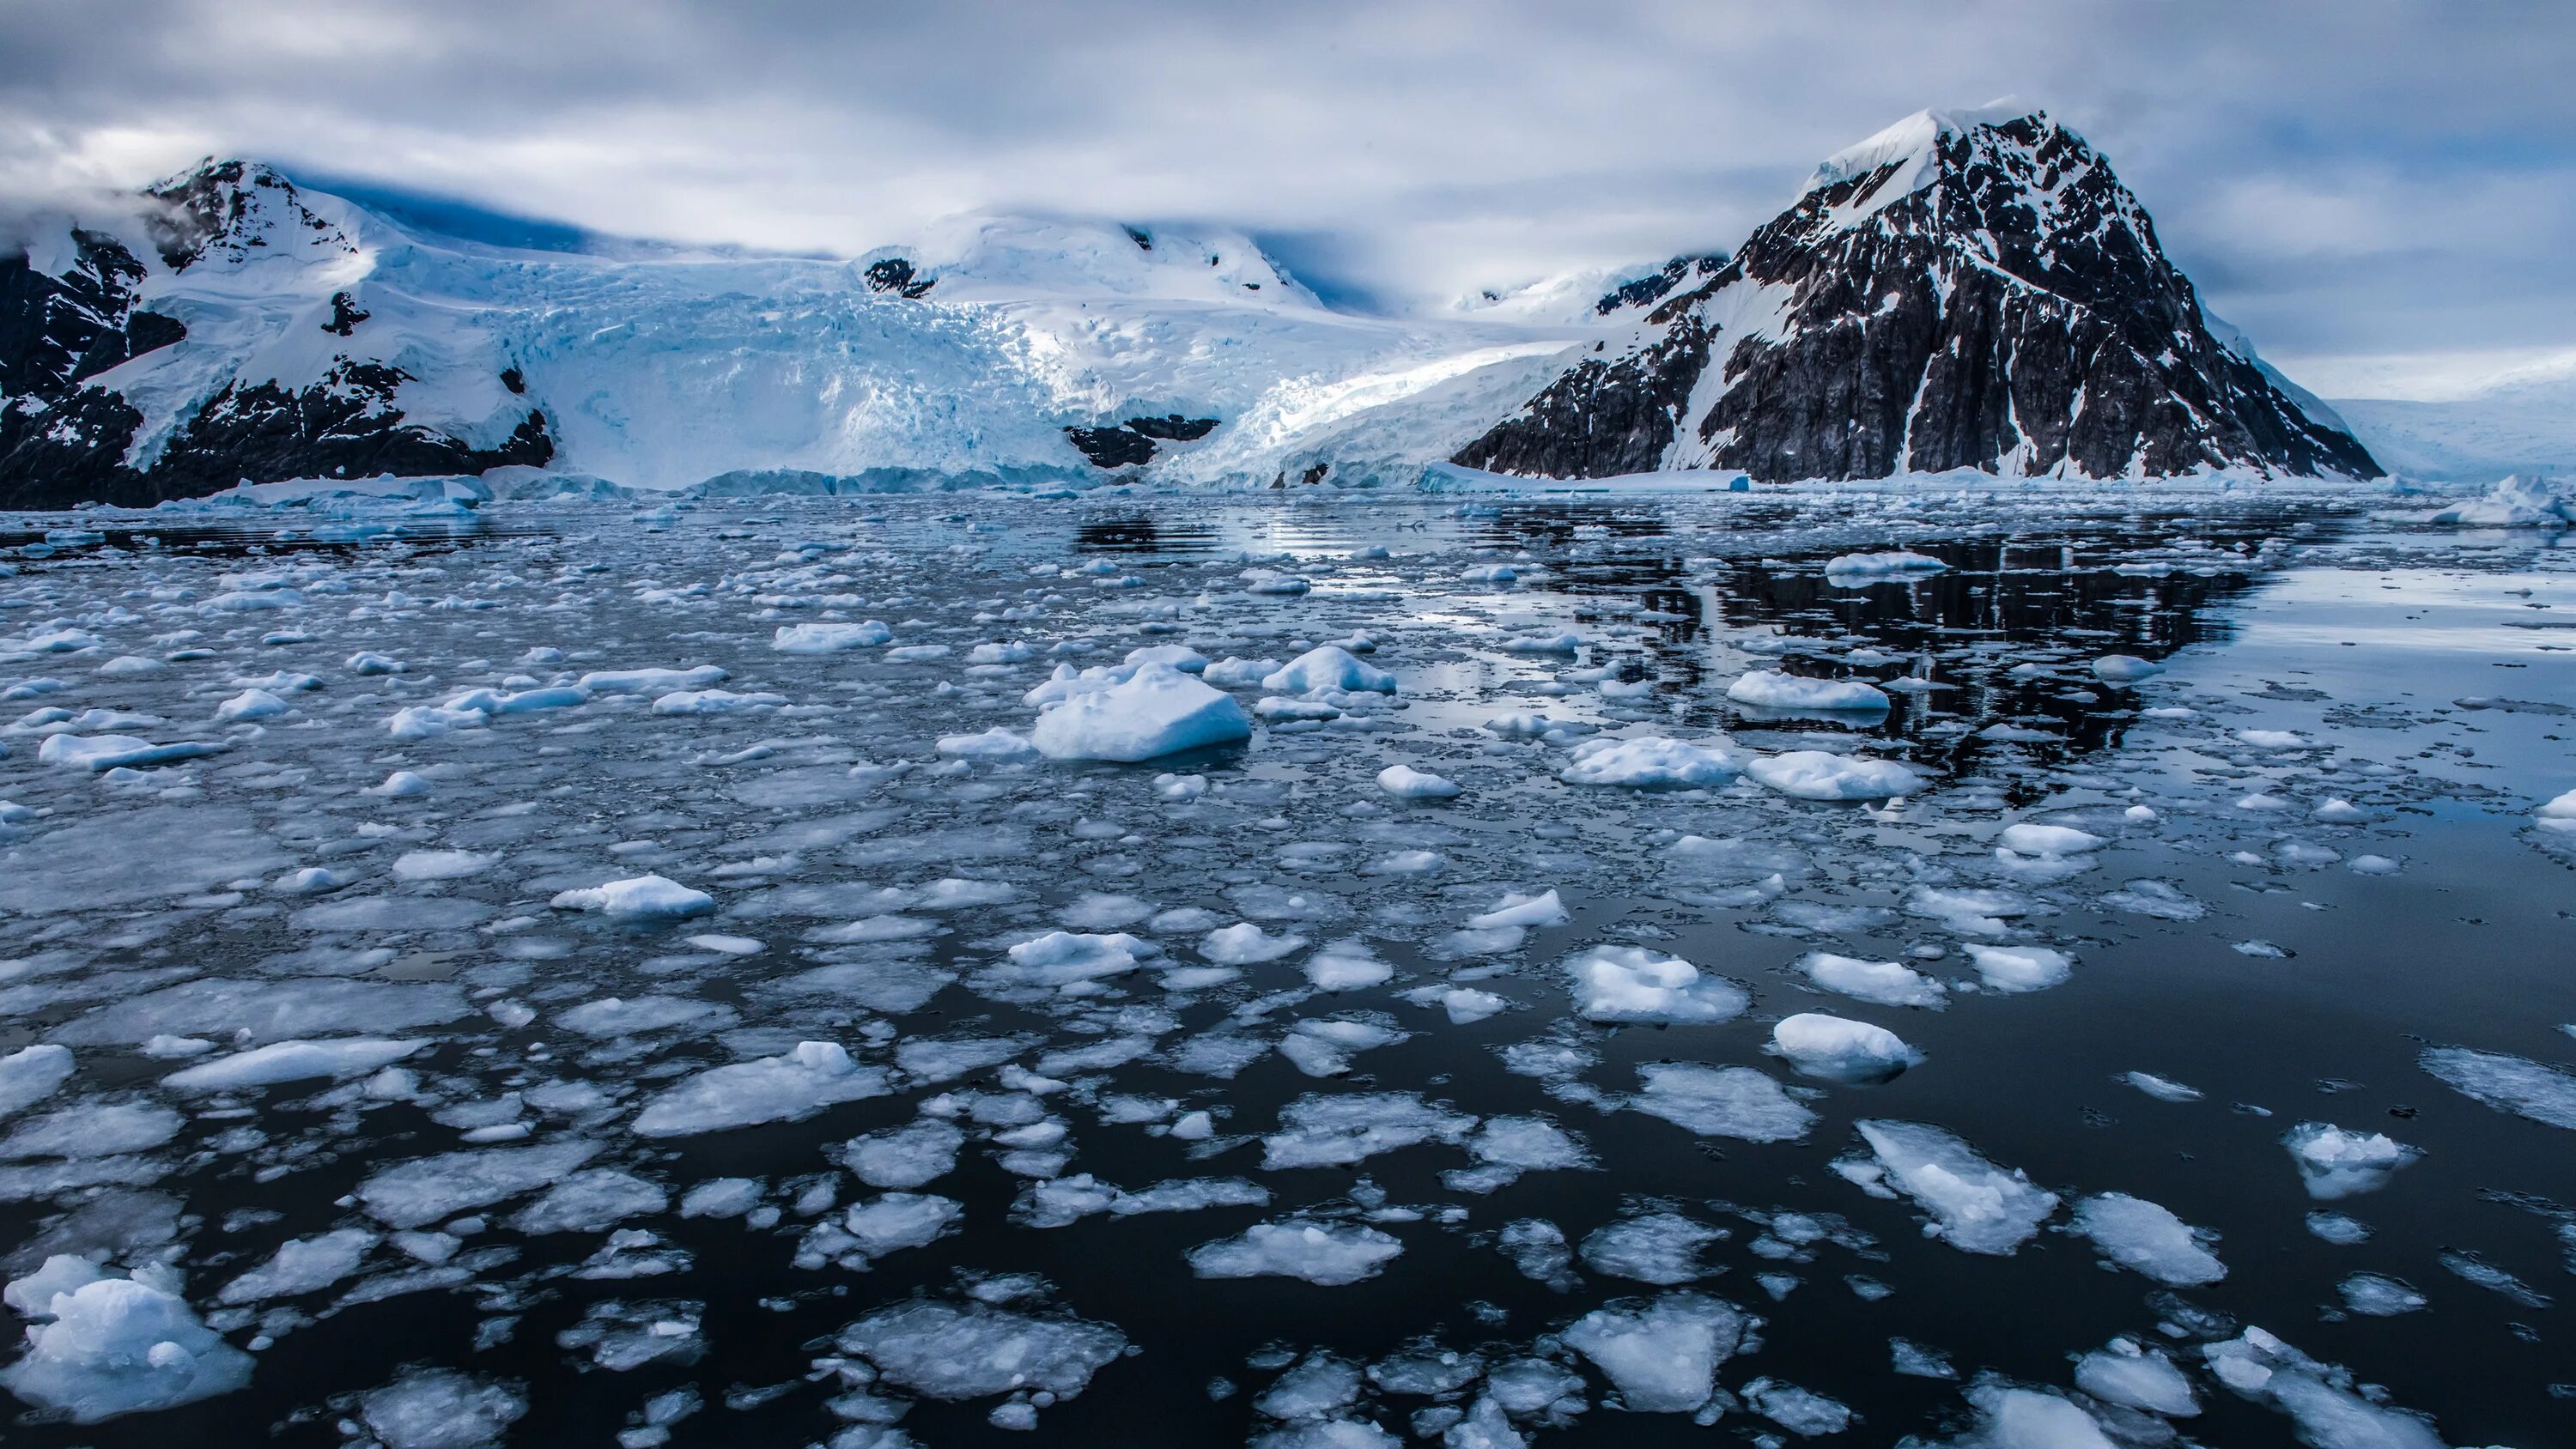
[1261, 647, 1395, 695]
[632, 1041, 890, 1137]
[1851, 1120, 2057, 1254]
[0, 1258, 253, 1422]
[1560, 1291, 1741, 1412]
[2282, 1122, 2420, 1199]
[772, 621, 890, 653]
[1558, 736, 1743, 788]
[2427, 475, 2576, 527]
[1727, 670, 1890, 715]
[2073, 1337, 2197, 1416]
[1030, 663, 1251, 762]
[163, 1038, 423, 1093]
[1564, 946, 1747, 1025]
[1823, 550, 1947, 578]
[1770, 1013, 1922, 1083]
[550, 875, 716, 922]
[1746, 751, 1925, 800]
[1962, 943, 2071, 993]
[1188, 1221, 1403, 1285]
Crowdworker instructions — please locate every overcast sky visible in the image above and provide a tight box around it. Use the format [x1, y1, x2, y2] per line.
[3, 0, 2566, 398]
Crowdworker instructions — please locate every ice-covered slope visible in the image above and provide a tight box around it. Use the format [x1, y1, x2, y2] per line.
[0, 162, 1590, 505]
[1452, 107, 2382, 484]
[2327, 357, 2576, 482]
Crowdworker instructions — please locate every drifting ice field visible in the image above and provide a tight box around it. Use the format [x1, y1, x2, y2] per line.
[0, 489, 2570, 1448]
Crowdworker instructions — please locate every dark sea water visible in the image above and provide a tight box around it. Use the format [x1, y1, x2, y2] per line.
[0, 492, 2568, 1448]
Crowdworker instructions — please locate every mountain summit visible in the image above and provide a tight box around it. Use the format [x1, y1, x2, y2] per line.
[1454, 106, 2380, 482]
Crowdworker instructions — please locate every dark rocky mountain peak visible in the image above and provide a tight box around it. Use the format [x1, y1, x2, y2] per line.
[1456, 106, 2380, 484]
[143, 159, 355, 271]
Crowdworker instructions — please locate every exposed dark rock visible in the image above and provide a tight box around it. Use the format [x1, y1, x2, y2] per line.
[321, 290, 369, 336]
[1123, 414, 1219, 442]
[1066, 426, 1156, 469]
[1454, 315, 1714, 479]
[1123, 227, 1153, 252]
[500, 366, 526, 394]
[1595, 254, 1728, 316]
[1457, 111, 2379, 483]
[863, 258, 937, 299]
[3, 231, 151, 397]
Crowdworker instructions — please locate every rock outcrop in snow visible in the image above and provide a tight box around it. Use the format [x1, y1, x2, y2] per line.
[1454, 106, 2381, 484]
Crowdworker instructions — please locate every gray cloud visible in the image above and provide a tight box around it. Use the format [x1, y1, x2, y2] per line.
[3, 0, 2565, 396]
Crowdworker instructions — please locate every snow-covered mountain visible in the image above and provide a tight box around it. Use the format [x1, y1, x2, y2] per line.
[0, 161, 1587, 506]
[2, 113, 2391, 506]
[1453, 105, 2383, 484]
[2325, 355, 2576, 482]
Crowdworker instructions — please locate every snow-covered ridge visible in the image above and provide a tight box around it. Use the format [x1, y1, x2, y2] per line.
[0, 159, 1604, 505]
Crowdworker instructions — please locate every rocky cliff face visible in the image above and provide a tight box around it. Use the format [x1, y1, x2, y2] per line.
[1456, 106, 2380, 483]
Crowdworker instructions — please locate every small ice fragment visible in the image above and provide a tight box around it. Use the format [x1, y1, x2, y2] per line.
[1559, 1291, 1741, 1413]
[2091, 655, 2163, 682]
[1563, 946, 1746, 1024]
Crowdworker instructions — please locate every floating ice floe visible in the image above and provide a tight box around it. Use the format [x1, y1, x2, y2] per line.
[2202, 1328, 2448, 1449]
[1961, 943, 2072, 993]
[2121, 1070, 2202, 1103]
[353, 1139, 602, 1228]
[2338, 1272, 2427, 1317]
[1031, 662, 1252, 761]
[2426, 474, 2576, 527]
[1801, 953, 1947, 1009]
[631, 1040, 890, 1137]
[1262, 646, 1395, 695]
[1261, 1092, 1475, 1169]
[1558, 736, 1742, 787]
[2073, 1337, 2197, 1417]
[37, 735, 225, 771]
[2069, 1193, 2225, 1286]
[2418, 1046, 2576, 1131]
[1726, 670, 1891, 714]
[1823, 550, 1947, 579]
[1745, 751, 1924, 800]
[653, 688, 784, 714]
[2090, 654, 2163, 682]
[1580, 1211, 1722, 1284]
[2281, 1122, 2421, 1199]
[356, 1369, 526, 1449]
[838, 1300, 1126, 1405]
[162, 1038, 423, 1092]
[1560, 1291, 1742, 1412]
[1846, 1121, 2057, 1254]
[1629, 1063, 1815, 1142]
[1563, 946, 1747, 1024]
[1376, 765, 1460, 798]
[0, 1257, 253, 1422]
[1769, 1013, 1922, 1083]
[0, 1045, 74, 1118]
[936, 727, 1039, 761]
[772, 621, 890, 652]
[550, 875, 716, 922]
[1188, 1221, 1404, 1285]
